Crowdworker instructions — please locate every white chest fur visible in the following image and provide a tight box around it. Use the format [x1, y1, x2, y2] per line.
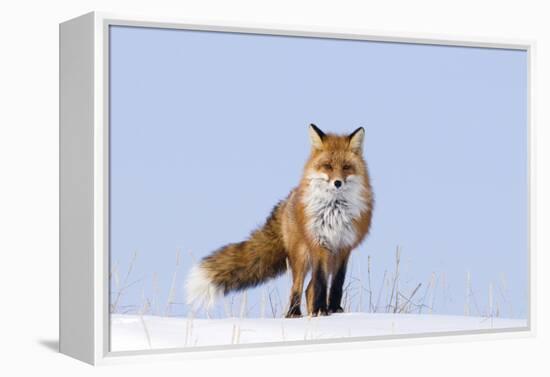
[304, 174, 368, 252]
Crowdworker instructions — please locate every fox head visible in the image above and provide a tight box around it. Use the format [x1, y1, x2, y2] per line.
[304, 123, 367, 190]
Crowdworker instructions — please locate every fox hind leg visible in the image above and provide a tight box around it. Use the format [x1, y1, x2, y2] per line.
[286, 250, 308, 318]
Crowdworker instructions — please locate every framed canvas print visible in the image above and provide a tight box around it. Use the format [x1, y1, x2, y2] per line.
[59, 12, 535, 365]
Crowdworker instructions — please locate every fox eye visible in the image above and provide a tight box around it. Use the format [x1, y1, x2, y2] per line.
[322, 163, 333, 170]
[343, 164, 352, 171]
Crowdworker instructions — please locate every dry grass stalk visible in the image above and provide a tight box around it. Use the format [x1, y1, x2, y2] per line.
[111, 250, 138, 313]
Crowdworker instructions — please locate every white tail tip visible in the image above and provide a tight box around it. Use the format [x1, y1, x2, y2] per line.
[185, 264, 220, 310]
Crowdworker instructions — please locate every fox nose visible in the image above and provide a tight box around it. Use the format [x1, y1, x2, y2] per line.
[334, 180, 342, 188]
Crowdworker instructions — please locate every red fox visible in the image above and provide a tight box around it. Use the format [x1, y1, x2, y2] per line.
[186, 124, 373, 317]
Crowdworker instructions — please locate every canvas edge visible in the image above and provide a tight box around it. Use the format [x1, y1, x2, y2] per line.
[526, 40, 536, 339]
[98, 10, 534, 49]
[59, 10, 536, 366]
[59, 11, 96, 365]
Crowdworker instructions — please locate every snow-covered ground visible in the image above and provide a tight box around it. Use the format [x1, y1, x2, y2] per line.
[111, 313, 527, 351]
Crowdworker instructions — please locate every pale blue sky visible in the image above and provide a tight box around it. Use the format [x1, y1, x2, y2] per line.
[109, 26, 528, 318]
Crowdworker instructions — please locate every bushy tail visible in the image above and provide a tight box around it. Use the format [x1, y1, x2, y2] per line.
[185, 203, 288, 310]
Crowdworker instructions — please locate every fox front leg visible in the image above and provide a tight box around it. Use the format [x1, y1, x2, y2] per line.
[305, 248, 329, 316]
[328, 249, 352, 314]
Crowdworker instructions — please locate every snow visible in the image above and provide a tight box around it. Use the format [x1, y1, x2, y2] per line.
[110, 313, 527, 351]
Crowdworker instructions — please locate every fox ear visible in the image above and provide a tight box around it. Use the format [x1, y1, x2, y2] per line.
[348, 127, 365, 153]
[309, 124, 325, 150]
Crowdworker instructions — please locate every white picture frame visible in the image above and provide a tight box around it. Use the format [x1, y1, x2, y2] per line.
[59, 11, 536, 365]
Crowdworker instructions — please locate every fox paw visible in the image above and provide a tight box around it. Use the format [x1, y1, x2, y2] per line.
[310, 307, 329, 317]
[328, 305, 344, 314]
[285, 311, 303, 319]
